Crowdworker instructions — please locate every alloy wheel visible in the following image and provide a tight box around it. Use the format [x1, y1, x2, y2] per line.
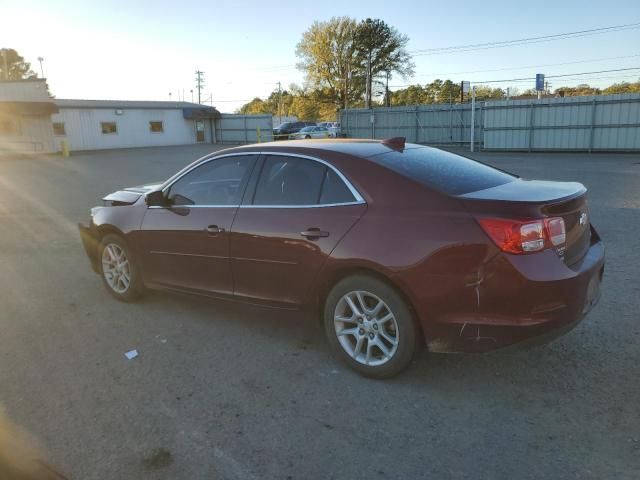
[334, 290, 399, 366]
[101, 243, 131, 294]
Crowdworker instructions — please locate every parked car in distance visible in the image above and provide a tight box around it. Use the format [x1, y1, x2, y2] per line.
[273, 121, 316, 140]
[79, 138, 604, 378]
[288, 126, 330, 139]
[317, 122, 341, 137]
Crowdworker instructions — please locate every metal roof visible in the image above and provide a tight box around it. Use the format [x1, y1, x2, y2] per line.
[54, 98, 220, 113]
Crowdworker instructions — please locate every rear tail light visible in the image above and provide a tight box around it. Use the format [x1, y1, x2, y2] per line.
[477, 217, 566, 255]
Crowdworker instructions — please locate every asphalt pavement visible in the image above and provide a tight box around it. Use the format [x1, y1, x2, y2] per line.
[0, 144, 638, 479]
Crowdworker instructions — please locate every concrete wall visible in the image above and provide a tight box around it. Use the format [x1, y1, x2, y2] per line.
[0, 80, 50, 101]
[51, 107, 211, 151]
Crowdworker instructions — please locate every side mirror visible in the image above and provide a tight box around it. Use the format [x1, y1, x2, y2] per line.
[145, 190, 167, 207]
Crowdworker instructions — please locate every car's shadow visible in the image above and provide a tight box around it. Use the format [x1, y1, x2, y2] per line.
[135, 288, 603, 390]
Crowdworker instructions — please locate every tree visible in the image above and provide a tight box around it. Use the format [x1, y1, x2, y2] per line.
[0, 48, 36, 80]
[296, 17, 360, 110]
[353, 18, 414, 108]
[602, 81, 640, 94]
[554, 84, 601, 97]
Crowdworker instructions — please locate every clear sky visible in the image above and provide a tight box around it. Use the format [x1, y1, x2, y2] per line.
[4, 0, 640, 112]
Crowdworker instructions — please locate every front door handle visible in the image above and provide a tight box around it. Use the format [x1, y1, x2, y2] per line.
[206, 225, 225, 235]
[300, 228, 329, 239]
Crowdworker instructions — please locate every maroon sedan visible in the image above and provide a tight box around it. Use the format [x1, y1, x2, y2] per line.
[79, 139, 604, 378]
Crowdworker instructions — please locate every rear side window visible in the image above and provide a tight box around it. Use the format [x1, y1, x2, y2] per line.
[320, 169, 355, 204]
[254, 156, 325, 205]
[253, 155, 357, 206]
[369, 147, 515, 195]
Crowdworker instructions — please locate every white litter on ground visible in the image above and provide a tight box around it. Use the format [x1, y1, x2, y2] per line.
[125, 349, 139, 360]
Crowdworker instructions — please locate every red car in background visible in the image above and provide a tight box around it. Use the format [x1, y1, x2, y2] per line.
[79, 138, 604, 378]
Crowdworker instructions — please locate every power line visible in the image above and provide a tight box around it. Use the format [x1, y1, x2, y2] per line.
[412, 53, 640, 78]
[389, 67, 640, 88]
[410, 22, 640, 56]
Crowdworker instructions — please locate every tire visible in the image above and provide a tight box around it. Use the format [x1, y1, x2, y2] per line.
[324, 275, 418, 378]
[305, 135, 311, 139]
[98, 234, 144, 302]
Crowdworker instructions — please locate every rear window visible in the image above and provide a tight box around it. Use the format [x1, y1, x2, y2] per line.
[369, 147, 516, 195]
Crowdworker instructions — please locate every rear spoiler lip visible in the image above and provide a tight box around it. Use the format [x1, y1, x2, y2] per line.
[458, 179, 586, 204]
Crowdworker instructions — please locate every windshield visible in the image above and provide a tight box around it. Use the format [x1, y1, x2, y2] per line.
[300, 126, 314, 132]
[276, 122, 291, 129]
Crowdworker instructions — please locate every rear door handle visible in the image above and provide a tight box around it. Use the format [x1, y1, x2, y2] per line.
[206, 225, 225, 235]
[300, 228, 329, 239]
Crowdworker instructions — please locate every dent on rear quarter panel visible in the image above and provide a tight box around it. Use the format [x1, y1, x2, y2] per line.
[321, 191, 498, 344]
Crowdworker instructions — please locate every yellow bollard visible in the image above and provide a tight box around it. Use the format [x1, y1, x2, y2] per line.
[256, 127, 262, 143]
[61, 139, 70, 157]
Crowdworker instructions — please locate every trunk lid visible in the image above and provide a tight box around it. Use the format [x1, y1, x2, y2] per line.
[460, 179, 591, 266]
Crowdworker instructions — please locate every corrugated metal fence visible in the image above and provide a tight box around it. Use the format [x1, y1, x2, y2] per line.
[340, 93, 640, 151]
[214, 114, 274, 143]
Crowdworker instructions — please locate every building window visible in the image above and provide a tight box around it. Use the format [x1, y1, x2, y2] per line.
[149, 121, 164, 133]
[101, 122, 117, 134]
[0, 118, 20, 136]
[52, 122, 66, 136]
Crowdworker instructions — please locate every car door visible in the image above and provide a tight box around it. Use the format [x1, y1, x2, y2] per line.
[230, 153, 367, 307]
[139, 154, 257, 294]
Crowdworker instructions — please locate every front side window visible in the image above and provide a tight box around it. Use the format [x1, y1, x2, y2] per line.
[52, 122, 66, 136]
[167, 155, 255, 206]
[101, 122, 117, 134]
[149, 121, 164, 133]
[253, 155, 356, 206]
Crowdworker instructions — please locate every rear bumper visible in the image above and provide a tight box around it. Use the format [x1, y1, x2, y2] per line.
[421, 232, 605, 353]
[78, 221, 100, 273]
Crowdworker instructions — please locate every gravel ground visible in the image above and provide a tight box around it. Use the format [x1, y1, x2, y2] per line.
[0, 144, 638, 479]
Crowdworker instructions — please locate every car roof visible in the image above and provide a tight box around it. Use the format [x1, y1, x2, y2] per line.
[217, 138, 424, 159]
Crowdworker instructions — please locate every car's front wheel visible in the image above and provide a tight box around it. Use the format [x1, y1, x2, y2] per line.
[99, 234, 143, 302]
[324, 275, 419, 378]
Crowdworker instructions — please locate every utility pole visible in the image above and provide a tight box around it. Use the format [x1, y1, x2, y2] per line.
[470, 85, 476, 152]
[385, 71, 390, 107]
[190, 89, 193, 102]
[195, 70, 205, 104]
[365, 52, 371, 109]
[277, 81, 282, 122]
[37, 57, 44, 78]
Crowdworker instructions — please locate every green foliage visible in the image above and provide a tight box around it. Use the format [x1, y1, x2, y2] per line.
[354, 18, 414, 107]
[0, 48, 36, 80]
[602, 81, 640, 94]
[296, 17, 360, 109]
[554, 84, 601, 97]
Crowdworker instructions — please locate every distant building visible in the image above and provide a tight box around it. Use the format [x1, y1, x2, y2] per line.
[0, 79, 58, 154]
[52, 99, 220, 151]
[0, 80, 222, 154]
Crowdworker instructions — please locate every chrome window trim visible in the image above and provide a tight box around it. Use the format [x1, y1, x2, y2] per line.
[153, 150, 366, 209]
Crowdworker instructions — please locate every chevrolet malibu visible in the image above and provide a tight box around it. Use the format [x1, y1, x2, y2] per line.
[79, 138, 604, 378]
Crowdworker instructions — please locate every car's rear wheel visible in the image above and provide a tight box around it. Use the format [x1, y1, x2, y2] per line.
[324, 275, 418, 378]
[99, 234, 143, 302]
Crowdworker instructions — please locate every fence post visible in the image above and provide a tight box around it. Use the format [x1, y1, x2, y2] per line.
[415, 106, 419, 143]
[589, 98, 597, 152]
[371, 109, 375, 139]
[243, 116, 248, 143]
[528, 102, 535, 152]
